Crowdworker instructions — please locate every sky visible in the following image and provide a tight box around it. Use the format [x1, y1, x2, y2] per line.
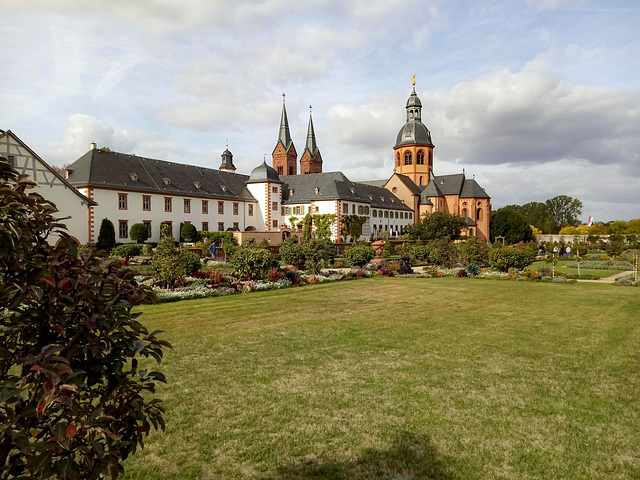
[1, 0, 639, 222]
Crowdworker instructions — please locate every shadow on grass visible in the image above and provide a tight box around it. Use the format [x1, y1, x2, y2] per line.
[260, 432, 463, 480]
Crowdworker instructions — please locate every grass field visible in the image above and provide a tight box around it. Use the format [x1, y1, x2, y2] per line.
[122, 277, 640, 480]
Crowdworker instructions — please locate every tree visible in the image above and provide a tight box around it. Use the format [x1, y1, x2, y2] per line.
[130, 223, 149, 244]
[340, 215, 368, 242]
[434, 237, 459, 268]
[96, 218, 116, 251]
[604, 234, 625, 257]
[489, 247, 535, 272]
[406, 212, 466, 241]
[230, 245, 272, 279]
[0, 159, 169, 479]
[490, 209, 533, 245]
[545, 195, 583, 233]
[301, 237, 334, 273]
[180, 223, 199, 242]
[345, 244, 375, 266]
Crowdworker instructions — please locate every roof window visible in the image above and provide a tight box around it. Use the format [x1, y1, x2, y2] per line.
[129, 172, 138, 182]
[163, 177, 171, 186]
[194, 182, 201, 189]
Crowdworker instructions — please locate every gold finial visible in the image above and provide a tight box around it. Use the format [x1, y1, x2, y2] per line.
[282, 93, 286, 103]
[412, 74, 415, 86]
[309, 104, 312, 114]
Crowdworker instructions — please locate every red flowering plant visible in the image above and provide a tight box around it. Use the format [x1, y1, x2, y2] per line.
[0, 160, 171, 479]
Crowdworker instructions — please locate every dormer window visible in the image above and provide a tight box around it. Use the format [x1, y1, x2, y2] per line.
[289, 189, 294, 195]
[129, 173, 138, 182]
[349, 188, 355, 194]
[194, 182, 201, 189]
[220, 184, 228, 192]
[315, 187, 319, 194]
[163, 177, 171, 186]
[64, 169, 70, 179]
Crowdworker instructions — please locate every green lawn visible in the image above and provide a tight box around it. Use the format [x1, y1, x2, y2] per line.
[123, 277, 640, 480]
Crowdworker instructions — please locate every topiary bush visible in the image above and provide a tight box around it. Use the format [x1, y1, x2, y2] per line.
[230, 246, 272, 279]
[279, 237, 305, 269]
[180, 250, 202, 275]
[345, 244, 376, 267]
[96, 218, 116, 251]
[180, 223, 199, 243]
[0, 159, 170, 479]
[129, 223, 149, 244]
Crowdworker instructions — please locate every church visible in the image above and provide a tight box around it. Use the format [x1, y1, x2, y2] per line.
[13, 80, 490, 244]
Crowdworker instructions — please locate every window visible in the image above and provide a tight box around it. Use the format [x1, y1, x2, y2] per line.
[396, 152, 400, 167]
[277, 166, 283, 175]
[384, 211, 388, 218]
[470, 228, 474, 236]
[365, 207, 370, 215]
[119, 221, 128, 239]
[404, 152, 412, 165]
[272, 202, 278, 211]
[379, 210, 382, 217]
[218, 222, 224, 231]
[281, 206, 285, 215]
[373, 210, 377, 218]
[272, 186, 278, 193]
[202, 200, 208, 214]
[7, 155, 15, 166]
[358, 205, 363, 215]
[315, 206, 319, 213]
[233, 203, 239, 215]
[233, 222, 239, 230]
[144, 221, 151, 238]
[409, 213, 412, 219]
[143, 196, 151, 211]
[343, 203, 348, 214]
[296, 206, 301, 215]
[462, 208, 468, 218]
[352, 205, 355, 214]
[417, 150, 425, 165]
[164, 197, 172, 212]
[395, 212, 399, 219]
[477, 209, 482, 221]
[202, 222, 209, 231]
[184, 199, 191, 213]
[248, 204, 254, 216]
[308, 206, 311, 213]
[118, 194, 127, 210]
[272, 220, 278, 228]
[218, 201, 224, 214]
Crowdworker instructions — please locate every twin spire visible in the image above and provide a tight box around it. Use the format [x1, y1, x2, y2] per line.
[275, 95, 322, 175]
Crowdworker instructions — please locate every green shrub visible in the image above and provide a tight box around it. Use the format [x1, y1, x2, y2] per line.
[130, 223, 149, 244]
[466, 264, 481, 277]
[434, 237, 459, 268]
[489, 247, 535, 272]
[152, 224, 186, 289]
[77, 242, 97, 257]
[457, 237, 490, 266]
[301, 237, 334, 274]
[112, 243, 143, 259]
[181, 223, 199, 243]
[279, 237, 305, 269]
[230, 246, 272, 279]
[180, 250, 202, 274]
[345, 244, 376, 267]
[412, 244, 434, 261]
[96, 218, 116, 251]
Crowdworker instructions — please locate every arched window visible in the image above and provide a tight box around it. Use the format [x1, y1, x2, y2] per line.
[428, 150, 433, 168]
[462, 208, 468, 218]
[419, 176, 423, 185]
[417, 151, 425, 165]
[477, 209, 482, 221]
[404, 152, 412, 165]
[396, 152, 400, 167]
[470, 228, 474, 236]
[277, 166, 283, 175]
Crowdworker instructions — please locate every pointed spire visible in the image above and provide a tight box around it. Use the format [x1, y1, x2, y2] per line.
[305, 106, 318, 156]
[278, 93, 292, 149]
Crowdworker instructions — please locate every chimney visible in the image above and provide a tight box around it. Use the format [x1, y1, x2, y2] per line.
[91, 142, 97, 150]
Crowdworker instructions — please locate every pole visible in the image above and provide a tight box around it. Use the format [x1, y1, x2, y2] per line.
[577, 253, 580, 278]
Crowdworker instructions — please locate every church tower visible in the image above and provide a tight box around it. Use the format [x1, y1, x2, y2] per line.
[299, 108, 323, 174]
[219, 146, 236, 172]
[272, 95, 298, 176]
[393, 77, 434, 186]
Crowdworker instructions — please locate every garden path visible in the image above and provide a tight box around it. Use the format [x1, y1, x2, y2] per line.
[576, 271, 632, 284]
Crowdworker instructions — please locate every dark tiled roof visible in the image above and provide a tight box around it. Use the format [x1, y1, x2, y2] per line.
[432, 173, 465, 196]
[464, 217, 478, 226]
[248, 161, 281, 184]
[358, 179, 387, 188]
[394, 173, 422, 195]
[460, 178, 490, 199]
[282, 172, 411, 210]
[66, 149, 256, 201]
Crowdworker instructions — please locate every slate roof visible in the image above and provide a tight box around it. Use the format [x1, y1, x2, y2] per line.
[66, 149, 256, 201]
[281, 172, 411, 210]
[394, 173, 423, 195]
[248, 161, 282, 184]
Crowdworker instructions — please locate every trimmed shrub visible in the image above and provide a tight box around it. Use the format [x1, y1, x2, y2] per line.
[301, 237, 334, 274]
[279, 237, 305, 269]
[230, 246, 272, 279]
[181, 223, 199, 243]
[345, 244, 376, 267]
[96, 218, 116, 251]
[180, 250, 202, 275]
[130, 223, 149, 244]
